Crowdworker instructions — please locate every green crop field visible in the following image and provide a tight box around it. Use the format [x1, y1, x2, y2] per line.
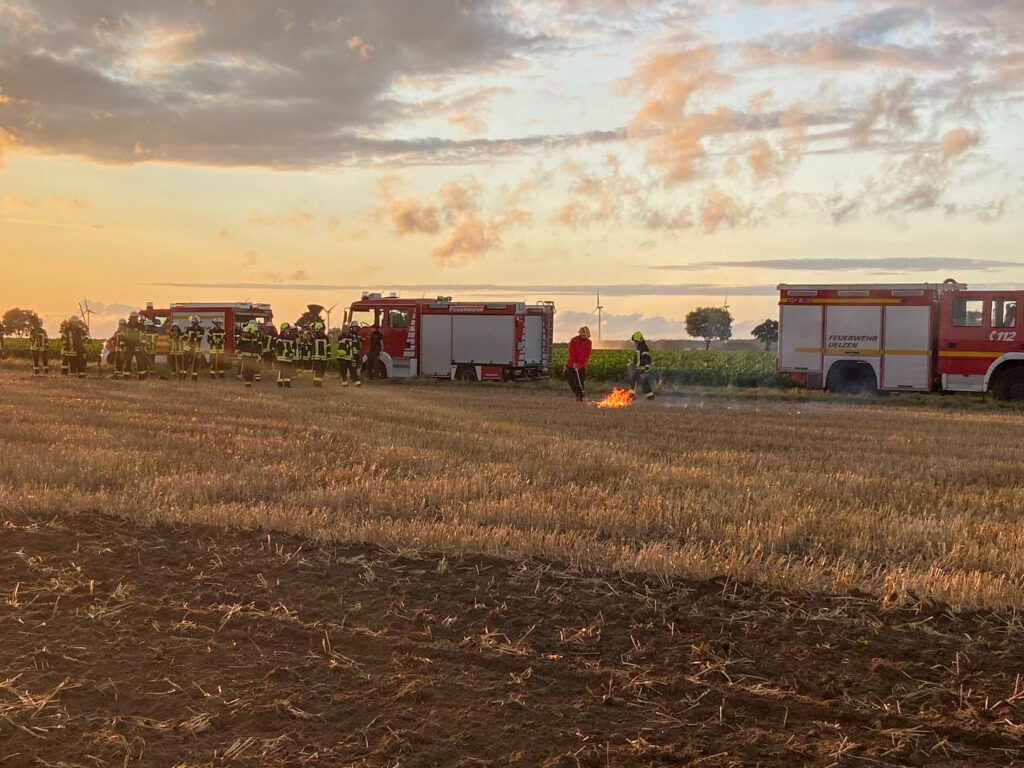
[552, 348, 793, 388]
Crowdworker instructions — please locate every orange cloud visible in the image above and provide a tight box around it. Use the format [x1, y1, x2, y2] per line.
[747, 138, 776, 180]
[347, 36, 373, 59]
[431, 218, 501, 266]
[0, 126, 18, 170]
[248, 208, 315, 231]
[390, 198, 440, 235]
[699, 187, 746, 234]
[4, 193, 34, 209]
[941, 128, 980, 161]
[46, 195, 91, 211]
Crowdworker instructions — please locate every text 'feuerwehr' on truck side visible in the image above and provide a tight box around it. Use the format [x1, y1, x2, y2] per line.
[346, 293, 555, 382]
[776, 279, 1024, 399]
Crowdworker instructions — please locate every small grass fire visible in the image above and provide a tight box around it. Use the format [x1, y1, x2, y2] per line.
[594, 388, 634, 408]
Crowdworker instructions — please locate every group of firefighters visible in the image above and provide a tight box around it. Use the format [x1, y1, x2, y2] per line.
[19, 311, 378, 389]
[564, 325, 654, 401]
[14, 313, 654, 399]
[22, 317, 92, 377]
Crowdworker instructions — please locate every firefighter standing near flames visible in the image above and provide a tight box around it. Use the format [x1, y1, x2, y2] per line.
[168, 324, 186, 380]
[208, 318, 227, 379]
[311, 322, 330, 388]
[237, 322, 262, 387]
[275, 321, 298, 388]
[565, 326, 592, 401]
[630, 331, 654, 400]
[337, 321, 362, 386]
[29, 324, 49, 374]
[184, 315, 205, 382]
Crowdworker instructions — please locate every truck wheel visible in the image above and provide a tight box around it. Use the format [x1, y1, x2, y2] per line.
[992, 366, 1024, 400]
[456, 366, 477, 382]
[371, 360, 388, 380]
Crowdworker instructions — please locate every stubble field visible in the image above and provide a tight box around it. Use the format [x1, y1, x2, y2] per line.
[2, 366, 1024, 766]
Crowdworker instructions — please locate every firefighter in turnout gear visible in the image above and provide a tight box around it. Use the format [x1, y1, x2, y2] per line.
[630, 331, 654, 400]
[237, 322, 263, 387]
[298, 326, 313, 372]
[311, 322, 330, 387]
[68, 317, 89, 378]
[142, 318, 159, 377]
[260, 322, 277, 384]
[113, 319, 129, 378]
[29, 325, 49, 374]
[184, 315, 205, 382]
[208, 318, 227, 378]
[59, 319, 75, 376]
[337, 321, 362, 386]
[123, 313, 147, 380]
[275, 321, 298, 388]
[168, 324, 186, 380]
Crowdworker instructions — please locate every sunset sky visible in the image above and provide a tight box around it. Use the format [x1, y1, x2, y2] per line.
[1, 0, 1022, 340]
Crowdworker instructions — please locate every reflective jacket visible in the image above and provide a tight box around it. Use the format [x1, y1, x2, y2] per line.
[29, 328, 48, 351]
[168, 329, 185, 356]
[336, 331, 361, 361]
[275, 329, 298, 362]
[208, 327, 226, 353]
[634, 340, 652, 372]
[184, 323, 205, 352]
[312, 333, 330, 360]
[237, 330, 262, 358]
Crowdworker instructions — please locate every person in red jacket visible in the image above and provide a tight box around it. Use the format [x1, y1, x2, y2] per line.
[566, 325, 592, 401]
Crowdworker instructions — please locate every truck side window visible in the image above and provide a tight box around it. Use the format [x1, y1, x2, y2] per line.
[388, 309, 409, 329]
[992, 299, 1017, 328]
[952, 297, 984, 327]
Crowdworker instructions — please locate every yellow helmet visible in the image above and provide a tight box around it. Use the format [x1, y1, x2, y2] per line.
[631, 331, 644, 342]
[578, 326, 591, 339]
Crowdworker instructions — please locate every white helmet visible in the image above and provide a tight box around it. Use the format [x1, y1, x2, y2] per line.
[190, 315, 200, 324]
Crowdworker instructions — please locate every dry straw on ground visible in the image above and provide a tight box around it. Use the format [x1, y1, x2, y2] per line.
[2, 368, 1023, 609]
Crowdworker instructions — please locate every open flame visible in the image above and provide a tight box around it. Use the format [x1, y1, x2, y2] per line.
[594, 387, 634, 408]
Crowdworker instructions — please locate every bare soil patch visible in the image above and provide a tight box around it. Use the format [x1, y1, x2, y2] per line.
[3, 510, 1022, 767]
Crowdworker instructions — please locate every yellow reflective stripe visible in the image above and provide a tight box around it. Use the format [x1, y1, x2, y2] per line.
[795, 347, 929, 356]
[780, 298, 903, 305]
[938, 350, 1003, 359]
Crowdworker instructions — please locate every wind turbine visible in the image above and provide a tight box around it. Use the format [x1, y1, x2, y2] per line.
[325, 303, 338, 332]
[595, 290, 603, 343]
[78, 298, 95, 333]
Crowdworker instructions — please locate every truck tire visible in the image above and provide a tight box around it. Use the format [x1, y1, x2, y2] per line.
[991, 366, 1024, 400]
[826, 362, 877, 395]
[456, 366, 477, 382]
[371, 360, 388, 380]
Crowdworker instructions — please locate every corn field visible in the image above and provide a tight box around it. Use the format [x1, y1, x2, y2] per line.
[552, 348, 794, 388]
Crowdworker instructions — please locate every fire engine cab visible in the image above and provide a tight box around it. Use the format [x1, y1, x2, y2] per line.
[139, 302, 274, 362]
[777, 280, 1024, 399]
[345, 293, 554, 381]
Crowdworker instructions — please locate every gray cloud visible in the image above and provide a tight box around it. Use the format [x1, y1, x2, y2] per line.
[0, 0, 550, 167]
[648, 257, 1017, 273]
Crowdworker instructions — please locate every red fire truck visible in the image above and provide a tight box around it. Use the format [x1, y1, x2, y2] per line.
[777, 280, 1024, 399]
[139, 302, 274, 362]
[344, 293, 555, 381]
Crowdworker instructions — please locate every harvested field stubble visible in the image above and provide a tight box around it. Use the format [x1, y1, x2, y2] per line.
[2, 368, 1024, 609]
[3, 511, 1024, 767]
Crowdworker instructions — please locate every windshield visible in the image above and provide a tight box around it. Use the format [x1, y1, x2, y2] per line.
[349, 309, 378, 327]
